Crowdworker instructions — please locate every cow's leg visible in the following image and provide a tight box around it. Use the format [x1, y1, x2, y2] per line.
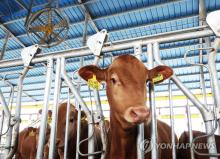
[58, 148, 64, 159]
[43, 144, 49, 159]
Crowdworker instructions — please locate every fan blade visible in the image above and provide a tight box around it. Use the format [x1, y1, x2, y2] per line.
[52, 32, 62, 40]
[29, 25, 47, 32]
[54, 19, 67, 29]
[40, 33, 48, 44]
[48, 9, 52, 26]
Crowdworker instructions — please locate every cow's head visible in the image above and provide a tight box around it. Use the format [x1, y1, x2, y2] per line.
[56, 103, 86, 149]
[79, 55, 173, 129]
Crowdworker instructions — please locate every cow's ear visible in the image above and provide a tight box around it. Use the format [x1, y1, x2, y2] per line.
[81, 111, 87, 120]
[78, 65, 107, 82]
[147, 66, 173, 84]
[38, 109, 42, 114]
[48, 110, 52, 117]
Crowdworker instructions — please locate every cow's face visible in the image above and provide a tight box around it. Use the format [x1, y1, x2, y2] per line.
[56, 103, 85, 148]
[79, 55, 173, 129]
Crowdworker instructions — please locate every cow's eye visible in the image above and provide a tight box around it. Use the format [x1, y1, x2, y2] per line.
[111, 78, 117, 84]
[69, 118, 74, 123]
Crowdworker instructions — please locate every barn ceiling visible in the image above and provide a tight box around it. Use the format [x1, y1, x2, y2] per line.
[0, 0, 219, 102]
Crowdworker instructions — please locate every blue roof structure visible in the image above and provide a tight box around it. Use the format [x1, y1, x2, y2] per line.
[0, 0, 219, 102]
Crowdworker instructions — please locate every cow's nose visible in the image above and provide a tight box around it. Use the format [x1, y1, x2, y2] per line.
[56, 139, 61, 147]
[124, 106, 150, 124]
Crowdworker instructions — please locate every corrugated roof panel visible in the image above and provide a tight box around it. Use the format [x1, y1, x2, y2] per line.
[63, 6, 84, 23]
[108, 16, 198, 42]
[3, 48, 21, 60]
[4, 20, 26, 36]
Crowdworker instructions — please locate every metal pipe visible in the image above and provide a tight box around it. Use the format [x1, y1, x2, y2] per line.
[76, 104, 82, 159]
[5, 86, 14, 155]
[0, 89, 10, 117]
[0, 32, 10, 60]
[6, 66, 29, 159]
[199, 0, 208, 108]
[204, 121, 218, 159]
[92, 55, 107, 159]
[93, 90, 107, 159]
[185, 99, 195, 159]
[0, 111, 4, 144]
[150, 43, 158, 159]
[76, 57, 83, 159]
[61, 57, 91, 116]
[49, 58, 62, 159]
[64, 88, 71, 159]
[153, 42, 218, 159]
[168, 80, 176, 159]
[134, 44, 145, 159]
[208, 38, 220, 113]
[36, 58, 53, 159]
[82, 11, 89, 46]
[0, 28, 213, 68]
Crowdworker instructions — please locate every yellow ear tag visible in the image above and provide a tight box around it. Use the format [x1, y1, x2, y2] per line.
[152, 74, 164, 83]
[29, 130, 35, 137]
[47, 117, 52, 124]
[88, 75, 100, 90]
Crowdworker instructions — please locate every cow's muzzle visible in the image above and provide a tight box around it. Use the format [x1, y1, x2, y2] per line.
[56, 139, 64, 149]
[124, 106, 150, 124]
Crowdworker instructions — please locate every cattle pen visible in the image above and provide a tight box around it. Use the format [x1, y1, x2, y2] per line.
[0, 0, 219, 159]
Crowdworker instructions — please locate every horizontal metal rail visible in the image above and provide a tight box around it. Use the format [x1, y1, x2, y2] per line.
[0, 27, 213, 68]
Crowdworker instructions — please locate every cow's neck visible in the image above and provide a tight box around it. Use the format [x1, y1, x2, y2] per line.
[109, 111, 138, 159]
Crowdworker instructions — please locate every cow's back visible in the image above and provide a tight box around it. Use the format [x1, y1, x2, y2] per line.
[178, 131, 220, 159]
[16, 127, 37, 159]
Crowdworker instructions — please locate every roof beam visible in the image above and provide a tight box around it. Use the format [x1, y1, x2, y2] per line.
[79, 2, 99, 32]
[15, 0, 28, 10]
[0, 24, 26, 48]
[3, 0, 182, 27]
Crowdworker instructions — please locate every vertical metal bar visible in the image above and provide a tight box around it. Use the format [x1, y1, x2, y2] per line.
[185, 99, 195, 159]
[208, 38, 220, 115]
[0, 88, 10, 117]
[0, 111, 4, 144]
[5, 126, 12, 155]
[76, 105, 82, 159]
[204, 121, 218, 159]
[64, 88, 71, 159]
[150, 43, 158, 159]
[36, 58, 53, 159]
[168, 80, 176, 159]
[92, 55, 108, 159]
[199, 0, 208, 108]
[49, 58, 62, 159]
[6, 67, 29, 159]
[88, 123, 95, 159]
[93, 90, 107, 159]
[76, 57, 83, 159]
[4, 87, 14, 154]
[0, 32, 10, 60]
[134, 44, 145, 159]
[82, 12, 89, 46]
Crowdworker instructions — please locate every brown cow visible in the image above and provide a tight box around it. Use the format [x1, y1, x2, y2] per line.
[55, 103, 102, 159]
[79, 54, 176, 159]
[178, 130, 220, 159]
[15, 110, 52, 159]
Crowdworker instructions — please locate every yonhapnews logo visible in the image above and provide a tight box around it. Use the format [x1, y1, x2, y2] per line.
[139, 139, 217, 154]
